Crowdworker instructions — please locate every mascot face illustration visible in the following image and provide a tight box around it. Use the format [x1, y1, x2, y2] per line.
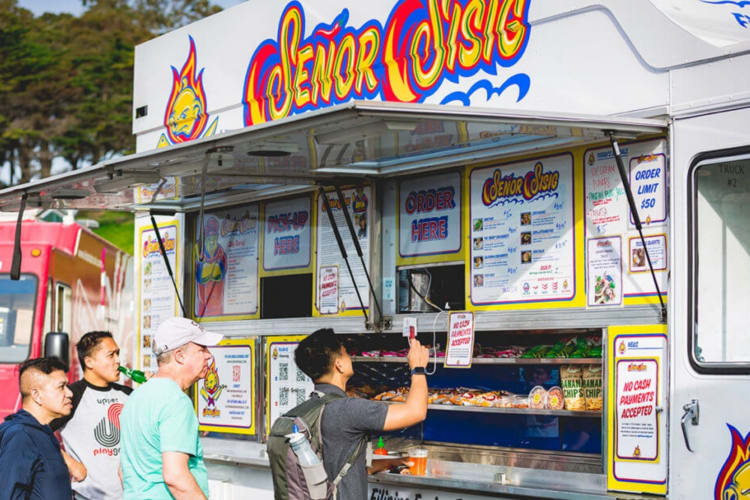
[168, 86, 204, 139]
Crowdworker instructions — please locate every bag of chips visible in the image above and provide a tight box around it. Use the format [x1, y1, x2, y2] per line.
[583, 365, 603, 411]
[560, 365, 586, 411]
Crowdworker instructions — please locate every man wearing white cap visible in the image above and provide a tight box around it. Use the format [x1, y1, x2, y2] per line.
[119, 317, 222, 500]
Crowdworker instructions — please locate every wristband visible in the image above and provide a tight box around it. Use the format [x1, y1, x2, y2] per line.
[410, 366, 426, 376]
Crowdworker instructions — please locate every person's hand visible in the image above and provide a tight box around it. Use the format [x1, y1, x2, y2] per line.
[69, 459, 87, 482]
[407, 338, 430, 370]
[367, 458, 413, 475]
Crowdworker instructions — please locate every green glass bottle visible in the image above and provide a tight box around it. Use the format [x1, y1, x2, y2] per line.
[118, 365, 147, 384]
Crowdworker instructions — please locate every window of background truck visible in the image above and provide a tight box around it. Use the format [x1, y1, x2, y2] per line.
[0, 275, 38, 363]
[692, 154, 750, 367]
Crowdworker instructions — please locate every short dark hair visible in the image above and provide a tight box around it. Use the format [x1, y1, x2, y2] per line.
[294, 329, 346, 381]
[77, 331, 113, 370]
[19, 357, 67, 378]
[18, 358, 67, 397]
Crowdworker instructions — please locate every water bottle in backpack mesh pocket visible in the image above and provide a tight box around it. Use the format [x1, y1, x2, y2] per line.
[267, 392, 366, 500]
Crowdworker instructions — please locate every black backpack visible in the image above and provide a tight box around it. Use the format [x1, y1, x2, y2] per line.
[267, 392, 366, 500]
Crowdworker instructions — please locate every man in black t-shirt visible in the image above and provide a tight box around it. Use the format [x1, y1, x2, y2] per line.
[51, 331, 132, 500]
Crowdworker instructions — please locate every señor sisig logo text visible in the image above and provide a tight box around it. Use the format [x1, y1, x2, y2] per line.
[482, 161, 559, 207]
[243, 0, 531, 126]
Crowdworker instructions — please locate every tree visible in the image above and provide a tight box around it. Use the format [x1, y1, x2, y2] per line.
[0, 0, 225, 185]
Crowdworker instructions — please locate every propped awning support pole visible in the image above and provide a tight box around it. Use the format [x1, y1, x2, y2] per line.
[10, 193, 28, 281]
[607, 132, 667, 322]
[319, 187, 369, 327]
[333, 186, 384, 323]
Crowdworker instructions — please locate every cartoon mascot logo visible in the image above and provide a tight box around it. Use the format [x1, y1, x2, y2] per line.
[200, 357, 226, 417]
[158, 35, 219, 148]
[715, 425, 750, 499]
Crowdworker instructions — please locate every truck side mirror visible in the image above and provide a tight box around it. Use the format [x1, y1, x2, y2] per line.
[44, 332, 70, 371]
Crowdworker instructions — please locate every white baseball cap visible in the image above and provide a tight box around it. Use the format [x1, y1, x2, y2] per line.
[153, 317, 223, 355]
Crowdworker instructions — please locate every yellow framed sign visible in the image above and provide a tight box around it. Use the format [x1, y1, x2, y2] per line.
[192, 205, 261, 322]
[583, 139, 669, 307]
[465, 150, 586, 310]
[607, 324, 668, 495]
[137, 217, 181, 372]
[396, 171, 465, 266]
[259, 194, 314, 278]
[194, 338, 256, 436]
[313, 186, 371, 317]
[265, 335, 314, 434]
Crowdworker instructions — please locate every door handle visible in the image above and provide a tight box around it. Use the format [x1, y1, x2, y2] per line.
[681, 399, 699, 452]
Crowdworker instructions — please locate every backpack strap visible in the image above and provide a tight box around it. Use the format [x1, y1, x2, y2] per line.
[330, 435, 367, 500]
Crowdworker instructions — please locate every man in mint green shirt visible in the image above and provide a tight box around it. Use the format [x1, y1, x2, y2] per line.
[120, 317, 222, 500]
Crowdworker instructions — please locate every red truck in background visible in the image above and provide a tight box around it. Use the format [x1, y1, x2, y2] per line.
[0, 220, 134, 420]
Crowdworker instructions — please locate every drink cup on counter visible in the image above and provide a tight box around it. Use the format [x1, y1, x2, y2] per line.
[408, 448, 428, 476]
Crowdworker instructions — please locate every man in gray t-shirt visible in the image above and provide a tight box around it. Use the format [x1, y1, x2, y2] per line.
[294, 329, 429, 499]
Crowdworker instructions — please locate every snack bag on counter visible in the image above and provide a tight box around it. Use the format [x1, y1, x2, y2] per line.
[582, 365, 603, 411]
[560, 365, 586, 411]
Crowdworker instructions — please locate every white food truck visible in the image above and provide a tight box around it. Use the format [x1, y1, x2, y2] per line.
[2, 1, 750, 498]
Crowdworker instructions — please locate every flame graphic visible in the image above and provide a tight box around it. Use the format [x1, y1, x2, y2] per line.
[715, 425, 750, 499]
[164, 36, 209, 144]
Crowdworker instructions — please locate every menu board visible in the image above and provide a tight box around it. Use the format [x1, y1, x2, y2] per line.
[399, 172, 462, 259]
[138, 218, 180, 373]
[196, 340, 256, 435]
[607, 325, 667, 495]
[469, 154, 576, 305]
[266, 337, 314, 433]
[263, 197, 311, 271]
[316, 186, 370, 314]
[584, 140, 668, 301]
[194, 206, 259, 319]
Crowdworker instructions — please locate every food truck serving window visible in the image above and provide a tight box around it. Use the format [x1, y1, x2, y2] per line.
[0, 275, 38, 363]
[691, 152, 750, 371]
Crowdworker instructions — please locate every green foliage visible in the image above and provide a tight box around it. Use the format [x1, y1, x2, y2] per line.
[79, 210, 134, 254]
[0, 0, 224, 184]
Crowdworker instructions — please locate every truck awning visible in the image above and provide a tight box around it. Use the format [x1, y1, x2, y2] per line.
[0, 101, 666, 212]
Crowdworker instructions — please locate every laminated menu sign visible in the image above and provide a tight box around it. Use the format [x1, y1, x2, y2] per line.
[318, 265, 339, 315]
[196, 341, 255, 435]
[195, 206, 259, 318]
[263, 197, 311, 271]
[607, 325, 667, 495]
[267, 338, 314, 431]
[445, 312, 474, 367]
[586, 236, 623, 307]
[469, 154, 575, 305]
[399, 172, 461, 258]
[316, 186, 370, 313]
[584, 140, 668, 302]
[139, 219, 180, 372]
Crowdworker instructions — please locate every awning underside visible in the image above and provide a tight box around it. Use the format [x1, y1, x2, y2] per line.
[0, 101, 666, 212]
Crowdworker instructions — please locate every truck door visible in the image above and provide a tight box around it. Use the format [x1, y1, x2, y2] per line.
[671, 107, 750, 499]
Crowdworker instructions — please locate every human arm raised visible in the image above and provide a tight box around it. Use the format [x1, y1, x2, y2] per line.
[382, 338, 429, 431]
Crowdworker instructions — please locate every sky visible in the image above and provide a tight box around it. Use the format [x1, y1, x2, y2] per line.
[18, 0, 246, 17]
